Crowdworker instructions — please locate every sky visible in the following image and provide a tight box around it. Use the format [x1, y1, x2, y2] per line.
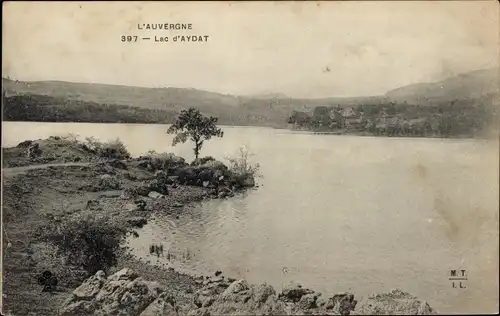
[2, 1, 499, 98]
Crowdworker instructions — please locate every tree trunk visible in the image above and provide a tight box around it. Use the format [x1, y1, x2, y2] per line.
[194, 141, 200, 159]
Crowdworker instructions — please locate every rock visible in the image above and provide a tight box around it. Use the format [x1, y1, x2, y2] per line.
[99, 191, 122, 198]
[194, 292, 216, 308]
[136, 185, 151, 197]
[166, 176, 179, 185]
[298, 293, 320, 310]
[176, 167, 197, 185]
[121, 188, 139, 200]
[331, 293, 357, 315]
[107, 268, 139, 282]
[139, 293, 178, 316]
[252, 283, 276, 304]
[148, 180, 169, 195]
[197, 169, 214, 184]
[85, 199, 99, 210]
[210, 276, 224, 283]
[353, 289, 436, 315]
[214, 271, 222, 277]
[134, 199, 147, 211]
[280, 283, 314, 302]
[316, 295, 329, 309]
[60, 269, 162, 316]
[187, 308, 211, 316]
[127, 217, 147, 228]
[108, 159, 128, 170]
[148, 191, 164, 199]
[59, 300, 97, 316]
[221, 279, 250, 299]
[71, 270, 106, 300]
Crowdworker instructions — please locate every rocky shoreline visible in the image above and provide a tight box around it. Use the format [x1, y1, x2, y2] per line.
[2, 136, 437, 315]
[59, 268, 436, 316]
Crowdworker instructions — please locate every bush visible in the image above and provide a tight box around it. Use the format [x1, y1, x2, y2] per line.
[92, 174, 122, 191]
[225, 147, 260, 187]
[143, 150, 158, 157]
[44, 214, 124, 275]
[150, 152, 187, 172]
[191, 156, 216, 166]
[59, 133, 80, 147]
[84, 137, 131, 159]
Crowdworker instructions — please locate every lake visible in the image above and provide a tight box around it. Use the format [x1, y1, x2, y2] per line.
[3, 121, 499, 313]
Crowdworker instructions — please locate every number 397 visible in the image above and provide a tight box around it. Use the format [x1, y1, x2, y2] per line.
[121, 36, 138, 42]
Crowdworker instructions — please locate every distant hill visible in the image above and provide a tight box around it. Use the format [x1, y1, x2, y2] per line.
[2, 68, 498, 127]
[246, 93, 291, 100]
[385, 68, 499, 105]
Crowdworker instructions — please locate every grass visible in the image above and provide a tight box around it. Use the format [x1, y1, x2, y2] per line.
[43, 214, 125, 275]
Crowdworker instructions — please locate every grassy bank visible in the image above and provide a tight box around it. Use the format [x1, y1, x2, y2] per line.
[1, 136, 258, 315]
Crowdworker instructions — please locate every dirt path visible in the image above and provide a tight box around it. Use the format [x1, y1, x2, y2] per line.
[2, 162, 93, 178]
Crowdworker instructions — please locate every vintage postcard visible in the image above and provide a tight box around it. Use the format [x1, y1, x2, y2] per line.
[2, 1, 499, 315]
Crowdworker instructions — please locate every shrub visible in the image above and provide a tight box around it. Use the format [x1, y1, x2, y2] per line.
[150, 152, 187, 172]
[59, 133, 80, 147]
[143, 150, 158, 157]
[93, 174, 122, 191]
[225, 147, 260, 187]
[84, 137, 131, 160]
[44, 214, 124, 275]
[191, 156, 216, 166]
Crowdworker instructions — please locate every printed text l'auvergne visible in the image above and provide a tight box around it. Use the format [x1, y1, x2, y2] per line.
[137, 23, 193, 30]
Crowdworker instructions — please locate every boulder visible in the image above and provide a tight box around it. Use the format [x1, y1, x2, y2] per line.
[251, 283, 276, 304]
[60, 268, 162, 316]
[127, 217, 147, 228]
[176, 167, 198, 185]
[353, 289, 436, 315]
[221, 279, 250, 299]
[121, 188, 139, 200]
[197, 169, 214, 184]
[148, 191, 165, 199]
[139, 293, 178, 316]
[136, 185, 152, 197]
[298, 293, 321, 310]
[331, 293, 357, 315]
[166, 176, 179, 185]
[204, 280, 287, 315]
[148, 180, 169, 195]
[279, 282, 314, 303]
[71, 270, 107, 300]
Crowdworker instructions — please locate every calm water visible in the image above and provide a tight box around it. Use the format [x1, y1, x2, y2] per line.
[3, 122, 499, 313]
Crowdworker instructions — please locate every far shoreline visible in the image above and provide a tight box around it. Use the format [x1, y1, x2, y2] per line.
[3, 120, 497, 143]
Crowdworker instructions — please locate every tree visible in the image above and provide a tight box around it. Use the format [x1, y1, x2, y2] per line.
[167, 108, 224, 159]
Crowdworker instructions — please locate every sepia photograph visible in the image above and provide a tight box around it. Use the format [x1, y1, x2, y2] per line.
[1, 1, 499, 315]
